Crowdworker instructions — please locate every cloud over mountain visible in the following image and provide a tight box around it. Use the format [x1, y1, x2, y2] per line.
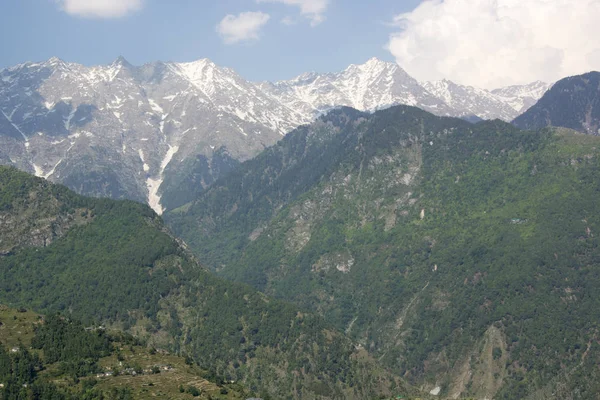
[387, 0, 600, 89]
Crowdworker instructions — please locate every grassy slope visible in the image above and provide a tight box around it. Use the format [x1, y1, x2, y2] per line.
[0, 306, 248, 400]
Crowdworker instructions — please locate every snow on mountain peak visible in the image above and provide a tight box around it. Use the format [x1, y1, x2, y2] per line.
[42, 57, 71, 72]
[47, 56, 64, 65]
[0, 55, 554, 213]
[422, 79, 524, 121]
[0, 56, 551, 124]
[112, 56, 133, 69]
[170, 59, 229, 97]
[491, 81, 553, 113]
[344, 57, 398, 75]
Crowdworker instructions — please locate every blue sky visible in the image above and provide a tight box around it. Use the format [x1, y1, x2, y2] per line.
[2, 1, 597, 88]
[0, 0, 422, 82]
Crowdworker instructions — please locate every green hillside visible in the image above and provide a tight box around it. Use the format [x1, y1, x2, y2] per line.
[0, 166, 408, 399]
[167, 106, 600, 399]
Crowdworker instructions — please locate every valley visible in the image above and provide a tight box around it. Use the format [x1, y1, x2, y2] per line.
[0, 46, 598, 400]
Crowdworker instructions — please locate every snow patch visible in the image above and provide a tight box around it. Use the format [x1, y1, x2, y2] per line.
[138, 149, 150, 172]
[43, 159, 63, 179]
[33, 164, 44, 178]
[0, 108, 28, 142]
[146, 145, 179, 215]
[148, 99, 164, 114]
[64, 108, 76, 130]
[8, 106, 19, 120]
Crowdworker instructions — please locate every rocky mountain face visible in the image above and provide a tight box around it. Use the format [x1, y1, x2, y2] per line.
[513, 71, 600, 134]
[0, 56, 550, 213]
[491, 80, 553, 114]
[0, 57, 297, 213]
[421, 80, 550, 122]
[263, 58, 550, 123]
[167, 106, 600, 399]
[258, 58, 455, 118]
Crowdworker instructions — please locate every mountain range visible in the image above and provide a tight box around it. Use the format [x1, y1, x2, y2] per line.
[2, 67, 600, 399]
[0, 56, 551, 213]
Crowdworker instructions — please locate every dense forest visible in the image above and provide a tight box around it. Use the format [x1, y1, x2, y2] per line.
[167, 105, 600, 399]
[0, 166, 407, 399]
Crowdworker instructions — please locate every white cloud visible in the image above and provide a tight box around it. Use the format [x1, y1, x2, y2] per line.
[387, 0, 600, 89]
[281, 16, 297, 26]
[217, 12, 271, 44]
[257, 0, 329, 26]
[57, 0, 143, 18]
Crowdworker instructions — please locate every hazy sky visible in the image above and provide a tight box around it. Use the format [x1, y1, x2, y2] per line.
[2, 0, 599, 88]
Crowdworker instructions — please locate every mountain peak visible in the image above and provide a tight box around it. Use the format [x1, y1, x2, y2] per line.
[112, 55, 133, 68]
[44, 56, 67, 68]
[349, 57, 398, 72]
[177, 58, 216, 69]
[47, 56, 63, 64]
[364, 57, 394, 66]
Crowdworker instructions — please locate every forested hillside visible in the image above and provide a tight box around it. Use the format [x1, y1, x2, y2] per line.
[0, 166, 408, 399]
[167, 105, 600, 399]
[513, 71, 600, 135]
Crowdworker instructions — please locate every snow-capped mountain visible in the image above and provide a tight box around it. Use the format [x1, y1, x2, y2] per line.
[265, 58, 551, 122]
[0, 57, 293, 213]
[491, 81, 553, 114]
[0, 56, 551, 213]
[258, 57, 455, 118]
[422, 79, 520, 121]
